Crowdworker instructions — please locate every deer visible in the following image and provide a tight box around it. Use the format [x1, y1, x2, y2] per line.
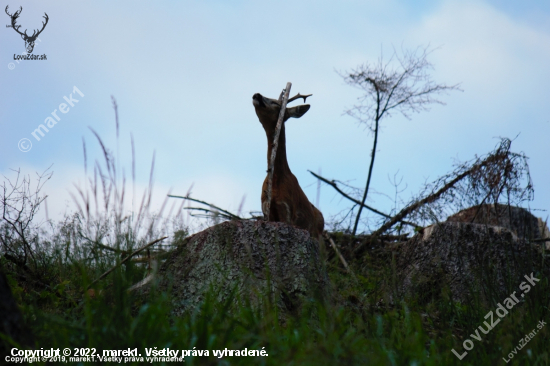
[5, 6, 49, 53]
[252, 91, 324, 239]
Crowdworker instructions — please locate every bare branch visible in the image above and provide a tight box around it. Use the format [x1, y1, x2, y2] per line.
[308, 170, 419, 229]
[339, 45, 462, 127]
[265, 82, 292, 221]
[337, 45, 462, 236]
[183, 207, 237, 221]
[168, 195, 243, 220]
[369, 138, 528, 240]
[323, 232, 354, 277]
[1, 167, 53, 271]
[86, 236, 167, 290]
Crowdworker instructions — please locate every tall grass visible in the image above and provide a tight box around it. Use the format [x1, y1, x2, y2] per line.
[8, 247, 548, 365]
[1, 104, 549, 365]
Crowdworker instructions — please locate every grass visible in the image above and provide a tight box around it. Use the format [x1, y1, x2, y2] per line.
[1, 108, 548, 365]
[2, 235, 548, 365]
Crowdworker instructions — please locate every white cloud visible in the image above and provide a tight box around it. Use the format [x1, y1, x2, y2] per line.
[2, 0, 549, 233]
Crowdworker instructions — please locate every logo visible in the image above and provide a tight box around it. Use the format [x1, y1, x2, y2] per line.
[5, 5, 48, 53]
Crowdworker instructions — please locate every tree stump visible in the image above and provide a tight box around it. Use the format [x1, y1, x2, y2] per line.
[151, 220, 330, 318]
[447, 204, 544, 240]
[395, 221, 548, 305]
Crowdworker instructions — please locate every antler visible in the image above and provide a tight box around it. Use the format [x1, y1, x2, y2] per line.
[277, 89, 312, 104]
[5, 5, 25, 37]
[28, 13, 49, 39]
[287, 93, 312, 104]
[5, 6, 48, 41]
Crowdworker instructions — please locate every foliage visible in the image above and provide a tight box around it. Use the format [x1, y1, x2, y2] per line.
[3, 225, 549, 365]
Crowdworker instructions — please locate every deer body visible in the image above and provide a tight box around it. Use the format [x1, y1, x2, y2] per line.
[252, 92, 324, 239]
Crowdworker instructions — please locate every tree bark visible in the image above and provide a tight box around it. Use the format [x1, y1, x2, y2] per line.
[151, 220, 330, 319]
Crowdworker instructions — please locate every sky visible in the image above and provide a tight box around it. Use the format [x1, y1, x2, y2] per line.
[1, 0, 549, 233]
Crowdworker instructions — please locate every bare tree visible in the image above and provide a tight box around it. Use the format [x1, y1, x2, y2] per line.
[1, 167, 52, 275]
[339, 45, 462, 236]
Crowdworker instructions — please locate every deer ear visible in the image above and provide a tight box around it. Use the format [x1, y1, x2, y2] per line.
[285, 105, 310, 120]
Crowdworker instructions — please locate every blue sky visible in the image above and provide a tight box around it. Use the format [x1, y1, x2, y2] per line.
[1, 0, 549, 231]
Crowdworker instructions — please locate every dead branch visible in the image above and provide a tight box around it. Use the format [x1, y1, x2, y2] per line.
[265, 82, 292, 221]
[1, 167, 52, 272]
[308, 170, 419, 229]
[168, 195, 243, 220]
[323, 232, 354, 276]
[183, 207, 238, 221]
[367, 145, 514, 242]
[348, 138, 531, 257]
[338, 45, 462, 237]
[85, 239, 126, 254]
[86, 236, 167, 290]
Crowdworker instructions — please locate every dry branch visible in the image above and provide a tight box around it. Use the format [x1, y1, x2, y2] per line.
[265, 82, 292, 221]
[357, 149, 512, 254]
[308, 170, 419, 229]
[86, 236, 167, 290]
[339, 46, 462, 237]
[323, 232, 354, 276]
[1, 167, 52, 274]
[86, 239, 126, 254]
[184, 207, 236, 221]
[168, 195, 242, 220]
[349, 138, 531, 255]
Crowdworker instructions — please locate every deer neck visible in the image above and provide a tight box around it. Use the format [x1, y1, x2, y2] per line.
[265, 123, 291, 180]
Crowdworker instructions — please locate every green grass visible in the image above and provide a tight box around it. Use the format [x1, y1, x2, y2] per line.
[3, 238, 549, 366]
[1, 125, 547, 365]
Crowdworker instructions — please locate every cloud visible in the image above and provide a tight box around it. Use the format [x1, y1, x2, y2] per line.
[409, 0, 550, 109]
[2, 0, 548, 232]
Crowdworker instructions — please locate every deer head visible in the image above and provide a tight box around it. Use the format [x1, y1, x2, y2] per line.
[5, 6, 49, 53]
[252, 92, 312, 133]
[251, 89, 324, 238]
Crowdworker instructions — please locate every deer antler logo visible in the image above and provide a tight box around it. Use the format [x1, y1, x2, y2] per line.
[5, 6, 49, 53]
